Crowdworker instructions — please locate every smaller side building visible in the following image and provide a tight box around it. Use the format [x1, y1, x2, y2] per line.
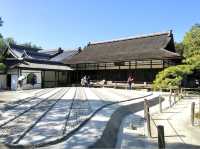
[1, 44, 76, 90]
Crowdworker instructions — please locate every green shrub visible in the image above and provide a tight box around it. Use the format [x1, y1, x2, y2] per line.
[153, 65, 193, 90]
[0, 63, 6, 70]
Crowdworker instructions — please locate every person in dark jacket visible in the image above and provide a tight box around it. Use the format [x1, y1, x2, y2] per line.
[127, 74, 134, 90]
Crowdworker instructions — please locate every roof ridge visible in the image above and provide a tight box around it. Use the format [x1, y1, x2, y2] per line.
[89, 30, 172, 45]
[40, 49, 76, 53]
[10, 43, 43, 51]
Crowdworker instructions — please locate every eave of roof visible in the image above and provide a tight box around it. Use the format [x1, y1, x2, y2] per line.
[17, 62, 73, 71]
[5, 58, 73, 71]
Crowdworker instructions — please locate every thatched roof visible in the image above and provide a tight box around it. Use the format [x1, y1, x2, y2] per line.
[64, 31, 180, 64]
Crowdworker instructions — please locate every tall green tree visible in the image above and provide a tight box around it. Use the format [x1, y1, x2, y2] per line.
[153, 24, 200, 89]
[21, 42, 42, 50]
[175, 42, 184, 57]
[183, 24, 200, 58]
[0, 17, 3, 27]
[0, 17, 7, 71]
[183, 24, 200, 70]
[0, 17, 3, 39]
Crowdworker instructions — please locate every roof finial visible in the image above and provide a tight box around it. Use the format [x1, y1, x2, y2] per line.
[78, 47, 82, 53]
[169, 30, 173, 36]
[87, 42, 91, 46]
[58, 47, 63, 53]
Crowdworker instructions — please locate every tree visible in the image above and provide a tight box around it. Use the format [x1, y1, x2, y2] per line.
[0, 18, 16, 71]
[5, 37, 16, 45]
[183, 24, 200, 58]
[153, 23, 200, 90]
[21, 42, 42, 50]
[0, 17, 3, 27]
[153, 65, 193, 89]
[175, 42, 184, 57]
[0, 37, 16, 52]
[0, 17, 3, 38]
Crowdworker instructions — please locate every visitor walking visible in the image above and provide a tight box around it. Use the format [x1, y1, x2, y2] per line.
[18, 75, 25, 90]
[127, 74, 134, 90]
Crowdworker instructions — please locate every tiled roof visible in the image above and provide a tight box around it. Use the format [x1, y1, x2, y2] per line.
[8, 44, 51, 60]
[50, 50, 79, 62]
[5, 58, 72, 71]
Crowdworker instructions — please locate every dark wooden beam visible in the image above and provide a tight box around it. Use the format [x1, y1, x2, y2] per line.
[135, 60, 137, 69]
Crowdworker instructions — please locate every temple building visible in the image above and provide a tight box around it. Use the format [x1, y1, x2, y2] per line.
[0, 31, 181, 90]
[1, 44, 78, 90]
[64, 31, 181, 83]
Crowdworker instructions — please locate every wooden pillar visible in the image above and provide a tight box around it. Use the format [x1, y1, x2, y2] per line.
[159, 95, 162, 113]
[105, 63, 106, 80]
[157, 125, 165, 149]
[76, 71, 78, 83]
[162, 60, 165, 69]
[55, 71, 57, 87]
[144, 99, 151, 137]
[150, 60, 152, 69]
[119, 65, 121, 81]
[57, 71, 60, 82]
[135, 60, 137, 69]
[173, 90, 177, 104]
[191, 102, 195, 126]
[97, 64, 99, 80]
[43, 70, 46, 88]
[75, 64, 78, 83]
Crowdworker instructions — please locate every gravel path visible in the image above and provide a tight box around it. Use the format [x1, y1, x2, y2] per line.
[88, 97, 159, 149]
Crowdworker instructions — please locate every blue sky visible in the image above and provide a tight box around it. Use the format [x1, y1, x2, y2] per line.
[0, 0, 200, 49]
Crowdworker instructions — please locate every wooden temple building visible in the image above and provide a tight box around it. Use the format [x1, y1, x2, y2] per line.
[64, 31, 181, 83]
[0, 31, 181, 90]
[1, 44, 78, 90]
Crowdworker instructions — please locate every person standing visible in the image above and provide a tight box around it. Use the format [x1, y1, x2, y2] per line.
[83, 75, 88, 87]
[81, 77, 85, 87]
[87, 75, 91, 87]
[127, 74, 134, 90]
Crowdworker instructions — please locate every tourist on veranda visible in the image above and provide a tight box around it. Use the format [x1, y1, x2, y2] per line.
[31, 75, 37, 88]
[83, 75, 88, 87]
[127, 74, 134, 90]
[87, 76, 91, 87]
[18, 75, 25, 90]
[81, 77, 85, 87]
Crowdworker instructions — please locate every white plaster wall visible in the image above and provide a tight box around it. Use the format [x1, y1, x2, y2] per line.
[21, 70, 42, 89]
[7, 69, 19, 90]
[0, 75, 7, 89]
